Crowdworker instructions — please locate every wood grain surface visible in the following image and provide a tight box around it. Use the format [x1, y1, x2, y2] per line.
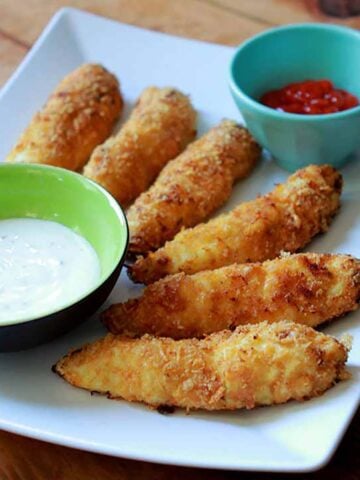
[0, 1, 360, 478]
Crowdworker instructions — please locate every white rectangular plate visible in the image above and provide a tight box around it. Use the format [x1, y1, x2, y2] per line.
[0, 8, 359, 473]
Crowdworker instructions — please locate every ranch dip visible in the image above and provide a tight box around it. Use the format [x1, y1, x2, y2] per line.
[0, 218, 100, 324]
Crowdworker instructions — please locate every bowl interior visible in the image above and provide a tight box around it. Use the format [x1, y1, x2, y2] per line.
[0, 164, 128, 284]
[231, 24, 360, 103]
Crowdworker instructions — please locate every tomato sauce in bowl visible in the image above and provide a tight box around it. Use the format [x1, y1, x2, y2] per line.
[260, 79, 359, 114]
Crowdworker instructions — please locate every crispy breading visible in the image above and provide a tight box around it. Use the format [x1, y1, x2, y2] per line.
[105, 253, 360, 339]
[127, 120, 261, 254]
[54, 321, 350, 411]
[129, 165, 342, 284]
[83, 87, 196, 207]
[6, 64, 122, 170]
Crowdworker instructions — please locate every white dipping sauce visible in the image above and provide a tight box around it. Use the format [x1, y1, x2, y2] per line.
[0, 218, 100, 324]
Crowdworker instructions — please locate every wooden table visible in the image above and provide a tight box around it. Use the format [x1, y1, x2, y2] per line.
[1, 1, 360, 478]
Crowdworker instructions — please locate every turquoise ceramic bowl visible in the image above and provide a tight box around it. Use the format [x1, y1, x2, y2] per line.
[229, 23, 360, 171]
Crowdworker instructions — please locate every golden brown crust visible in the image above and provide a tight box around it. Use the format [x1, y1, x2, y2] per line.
[83, 87, 197, 207]
[129, 165, 342, 284]
[127, 120, 261, 254]
[104, 253, 360, 339]
[6, 64, 123, 170]
[54, 321, 350, 411]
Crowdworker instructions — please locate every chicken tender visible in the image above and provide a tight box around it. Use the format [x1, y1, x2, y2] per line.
[6, 64, 122, 170]
[129, 165, 342, 284]
[54, 321, 350, 411]
[83, 87, 196, 206]
[105, 253, 360, 339]
[127, 120, 261, 254]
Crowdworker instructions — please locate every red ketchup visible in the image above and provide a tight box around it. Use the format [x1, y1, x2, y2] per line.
[260, 79, 359, 114]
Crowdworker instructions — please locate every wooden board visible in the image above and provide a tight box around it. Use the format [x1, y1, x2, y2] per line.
[0, 0, 267, 46]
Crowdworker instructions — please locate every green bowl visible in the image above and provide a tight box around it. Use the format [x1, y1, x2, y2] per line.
[229, 23, 360, 171]
[0, 163, 128, 352]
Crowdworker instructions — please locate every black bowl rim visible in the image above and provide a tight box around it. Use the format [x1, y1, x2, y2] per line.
[0, 250, 127, 352]
[0, 163, 130, 328]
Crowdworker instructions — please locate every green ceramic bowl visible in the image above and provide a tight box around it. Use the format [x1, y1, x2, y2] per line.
[229, 23, 360, 171]
[0, 163, 128, 352]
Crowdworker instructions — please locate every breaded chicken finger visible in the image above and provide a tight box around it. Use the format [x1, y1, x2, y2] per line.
[83, 87, 196, 206]
[127, 120, 261, 254]
[105, 253, 360, 339]
[54, 321, 350, 411]
[7, 64, 122, 170]
[130, 165, 342, 284]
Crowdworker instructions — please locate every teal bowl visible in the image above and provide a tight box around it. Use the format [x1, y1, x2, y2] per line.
[229, 23, 360, 171]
